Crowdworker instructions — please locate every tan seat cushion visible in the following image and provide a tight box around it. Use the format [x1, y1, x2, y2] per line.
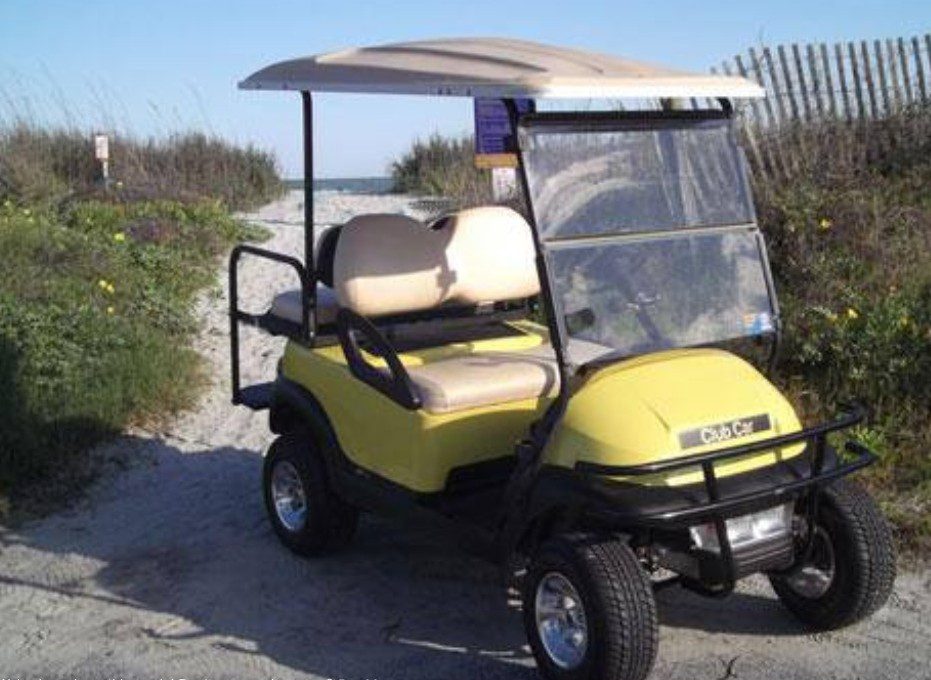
[333, 207, 539, 317]
[407, 345, 559, 414]
[270, 284, 339, 327]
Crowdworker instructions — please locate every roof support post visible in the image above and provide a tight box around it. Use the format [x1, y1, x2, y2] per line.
[301, 90, 316, 343]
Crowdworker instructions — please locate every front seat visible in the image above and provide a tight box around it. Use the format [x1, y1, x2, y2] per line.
[331, 206, 561, 414]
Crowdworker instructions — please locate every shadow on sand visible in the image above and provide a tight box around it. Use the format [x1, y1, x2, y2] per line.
[2, 432, 807, 678]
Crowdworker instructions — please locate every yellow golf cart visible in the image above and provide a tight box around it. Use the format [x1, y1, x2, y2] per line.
[229, 38, 894, 680]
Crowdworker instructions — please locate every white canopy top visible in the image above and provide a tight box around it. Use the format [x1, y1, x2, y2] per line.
[240, 37, 764, 99]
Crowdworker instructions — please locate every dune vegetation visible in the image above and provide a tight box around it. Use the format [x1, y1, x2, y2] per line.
[0, 123, 278, 517]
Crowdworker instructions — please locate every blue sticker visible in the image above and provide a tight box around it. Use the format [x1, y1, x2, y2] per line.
[744, 312, 774, 335]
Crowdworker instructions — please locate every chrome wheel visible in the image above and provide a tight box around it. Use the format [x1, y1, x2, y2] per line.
[786, 526, 836, 599]
[270, 460, 307, 532]
[534, 571, 589, 670]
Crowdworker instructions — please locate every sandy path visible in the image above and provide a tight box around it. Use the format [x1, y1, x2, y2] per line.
[0, 191, 929, 680]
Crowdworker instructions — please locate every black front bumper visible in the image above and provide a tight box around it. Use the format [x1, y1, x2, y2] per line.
[535, 405, 876, 594]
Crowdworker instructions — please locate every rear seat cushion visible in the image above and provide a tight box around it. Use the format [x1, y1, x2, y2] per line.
[268, 223, 343, 327]
[405, 345, 559, 414]
[270, 284, 339, 326]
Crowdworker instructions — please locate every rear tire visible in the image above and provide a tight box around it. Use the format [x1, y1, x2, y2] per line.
[522, 534, 658, 680]
[263, 432, 358, 556]
[770, 479, 895, 630]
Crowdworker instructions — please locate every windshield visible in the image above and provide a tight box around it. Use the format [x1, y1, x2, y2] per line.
[520, 115, 775, 364]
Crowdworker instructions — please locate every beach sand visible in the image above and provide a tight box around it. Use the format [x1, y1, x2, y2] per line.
[0, 190, 928, 680]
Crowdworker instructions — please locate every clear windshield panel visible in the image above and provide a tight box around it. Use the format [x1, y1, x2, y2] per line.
[522, 119, 754, 239]
[550, 229, 774, 363]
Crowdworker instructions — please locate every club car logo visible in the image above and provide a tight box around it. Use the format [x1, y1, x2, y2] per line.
[678, 414, 772, 450]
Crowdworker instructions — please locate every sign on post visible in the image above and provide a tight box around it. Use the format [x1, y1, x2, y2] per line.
[94, 134, 110, 182]
[94, 134, 109, 161]
[473, 98, 534, 169]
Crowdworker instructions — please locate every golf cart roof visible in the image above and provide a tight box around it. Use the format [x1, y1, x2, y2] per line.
[239, 37, 764, 99]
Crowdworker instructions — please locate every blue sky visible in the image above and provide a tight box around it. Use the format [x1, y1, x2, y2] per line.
[1, 1, 928, 177]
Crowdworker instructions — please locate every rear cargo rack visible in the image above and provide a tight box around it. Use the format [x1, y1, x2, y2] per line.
[574, 405, 875, 595]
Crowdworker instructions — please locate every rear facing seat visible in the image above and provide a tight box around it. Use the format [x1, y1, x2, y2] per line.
[270, 285, 339, 327]
[332, 207, 560, 414]
[269, 224, 343, 328]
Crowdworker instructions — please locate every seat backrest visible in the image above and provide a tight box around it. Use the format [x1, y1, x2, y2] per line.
[315, 224, 342, 288]
[332, 206, 539, 317]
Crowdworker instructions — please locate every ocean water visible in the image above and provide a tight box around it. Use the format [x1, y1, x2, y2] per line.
[284, 177, 395, 194]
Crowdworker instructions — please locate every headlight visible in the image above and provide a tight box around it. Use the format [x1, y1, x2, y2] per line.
[689, 503, 793, 551]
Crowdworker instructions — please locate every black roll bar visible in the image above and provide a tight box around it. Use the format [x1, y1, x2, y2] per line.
[229, 244, 309, 405]
[301, 91, 317, 342]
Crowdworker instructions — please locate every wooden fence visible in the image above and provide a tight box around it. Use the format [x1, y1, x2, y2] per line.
[710, 33, 931, 181]
[720, 33, 931, 127]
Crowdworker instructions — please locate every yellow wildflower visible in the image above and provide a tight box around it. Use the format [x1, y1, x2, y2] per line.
[98, 279, 108, 290]
[106, 283, 115, 294]
[818, 218, 832, 230]
[846, 308, 859, 320]
[106, 306, 115, 315]
[113, 232, 126, 243]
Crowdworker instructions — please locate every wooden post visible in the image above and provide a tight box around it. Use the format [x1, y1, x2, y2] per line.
[872, 40, 890, 115]
[848, 42, 866, 119]
[807, 44, 824, 118]
[792, 43, 812, 120]
[763, 46, 787, 125]
[926, 34, 931, 97]
[820, 43, 837, 118]
[778, 44, 800, 120]
[736, 53, 780, 179]
[835, 42, 853, 121]
[913, 36, 927, 102]
[719, 62, 767, 180]
[94, 133, 109, 183]
[897, 37, 914, 104]
[861, 41, 879, 118]
[750, 46, 787, 177]
[734, 54, 766, 127]
[748, 47, 778, 127]
[886, 38, 903, 110]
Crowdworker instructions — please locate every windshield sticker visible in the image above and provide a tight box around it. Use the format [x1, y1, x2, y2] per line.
[678, 414, 772, 450]
[744, 311, 774, 335]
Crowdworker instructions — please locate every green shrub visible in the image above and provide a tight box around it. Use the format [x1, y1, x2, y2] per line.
[0, 199, 268, 514]
[753, 106, 931, 555]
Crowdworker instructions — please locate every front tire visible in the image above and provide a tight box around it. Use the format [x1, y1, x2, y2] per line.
[522, 534, 658, 680]
[263, 432, 358, 556]
[770, 479, 895, 630]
